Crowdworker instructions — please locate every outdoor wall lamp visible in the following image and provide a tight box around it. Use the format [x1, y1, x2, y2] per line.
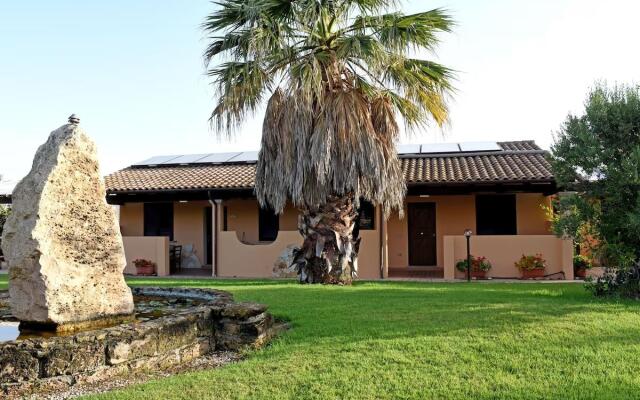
[464, 229, 473, 282]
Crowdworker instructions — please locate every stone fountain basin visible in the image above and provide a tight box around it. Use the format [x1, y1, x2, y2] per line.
[0, 287, 279, 398]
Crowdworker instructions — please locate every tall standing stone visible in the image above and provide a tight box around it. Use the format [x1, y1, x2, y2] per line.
[0, 116, 134, 329]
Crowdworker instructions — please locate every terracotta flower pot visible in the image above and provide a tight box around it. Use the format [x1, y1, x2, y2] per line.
[472, 270, 487, 280]
[136, 264, 156, 276]
[575, 267, 587, 279]
[521, 268, 545, 279]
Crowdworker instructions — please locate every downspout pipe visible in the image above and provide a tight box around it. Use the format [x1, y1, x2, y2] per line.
[207, 191, 217, 278]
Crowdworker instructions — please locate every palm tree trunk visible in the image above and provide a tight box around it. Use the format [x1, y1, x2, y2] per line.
[292, 193, 360, 284]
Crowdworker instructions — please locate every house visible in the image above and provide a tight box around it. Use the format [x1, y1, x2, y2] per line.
[105, 141, 574, 280]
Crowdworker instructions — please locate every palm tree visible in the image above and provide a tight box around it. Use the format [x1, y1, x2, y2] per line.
[203, 0, 455, 284]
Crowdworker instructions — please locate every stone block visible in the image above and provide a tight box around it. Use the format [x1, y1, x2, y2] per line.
[40, 339, 106, 377]
[0, 344, 39, 383]
[219, 302, 268, 319]
[1, 122, 134, 327]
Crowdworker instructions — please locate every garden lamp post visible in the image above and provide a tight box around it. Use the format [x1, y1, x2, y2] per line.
[464, 229, 472, 282]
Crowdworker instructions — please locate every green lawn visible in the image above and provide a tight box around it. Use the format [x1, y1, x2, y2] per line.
[1, 276, 639, 399]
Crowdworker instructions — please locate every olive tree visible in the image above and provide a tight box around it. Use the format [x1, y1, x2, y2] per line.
[550, 83, 640, 297]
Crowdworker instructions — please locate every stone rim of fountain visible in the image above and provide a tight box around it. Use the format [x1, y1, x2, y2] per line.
[0, 286, 282, 399]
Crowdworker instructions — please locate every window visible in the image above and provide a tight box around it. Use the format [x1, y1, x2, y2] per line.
[475, 194, 517, 235]
[144, 202, 174, 240]
[223, 206, 228, 231]
[258, 206, 279, 241]
[354, 200, 375, 238]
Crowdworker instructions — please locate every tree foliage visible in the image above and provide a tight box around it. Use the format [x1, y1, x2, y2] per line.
[550, 83, 640, 297]
[203, 0, 455, 216]
[0, 174, 8, 242]
[0, 205, 8, 238]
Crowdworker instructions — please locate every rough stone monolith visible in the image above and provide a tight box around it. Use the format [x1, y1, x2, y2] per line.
[0, 118, 134, 329]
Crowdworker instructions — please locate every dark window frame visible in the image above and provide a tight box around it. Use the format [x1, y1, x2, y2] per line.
[223, 206, 228, 231]
[258, 206, 279, 242]
[143, 202, 174, 240]
[354, 200, 375, 238]
[475, 194, 517, 235]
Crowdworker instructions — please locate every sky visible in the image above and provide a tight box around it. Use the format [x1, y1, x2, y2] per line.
[1, 0, 639, 193]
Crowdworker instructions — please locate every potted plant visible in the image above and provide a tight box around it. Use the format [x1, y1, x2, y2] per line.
[573, 255, 592, 279]
[456, 256, 492, 279]
[515, 254, 546, 279]
[133, 258, 156, 276]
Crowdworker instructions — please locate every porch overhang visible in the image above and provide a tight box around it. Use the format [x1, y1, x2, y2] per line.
[407, 180, 557, 196]
[106, 188, 254, 205]
[106, 179, 558, 205]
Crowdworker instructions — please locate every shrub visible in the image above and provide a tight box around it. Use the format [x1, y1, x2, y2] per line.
[0, 205, 10, 238]
[585, 262, 640, 299]
[0, 205, 10, 258]
[573, 255, 593, 270]
[515, 254, 546, 271]
[456, 256, 492, 272]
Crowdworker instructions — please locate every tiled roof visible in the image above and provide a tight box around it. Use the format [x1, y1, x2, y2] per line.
[402, 141, 553, 184]
[106, 164, 255, 192]
[105, 141, 554, 193]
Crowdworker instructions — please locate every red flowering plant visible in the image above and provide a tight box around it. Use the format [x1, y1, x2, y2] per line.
[133, 259, 155, 269]
[514, 254, 547, 271]
[456, 256, 492, 272]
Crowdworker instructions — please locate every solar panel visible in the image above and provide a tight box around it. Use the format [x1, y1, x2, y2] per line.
[228, 151, 259, 162]
[420, 143, 460, 154]
[132, 155, 181, 166]
[458, 141, 501, 152]
[396, 144, 421, 154]
[197, 152, 243, 163]
[163, 154, 211, 165]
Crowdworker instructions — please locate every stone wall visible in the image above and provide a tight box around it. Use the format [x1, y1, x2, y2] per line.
[0, 287, 281, 398]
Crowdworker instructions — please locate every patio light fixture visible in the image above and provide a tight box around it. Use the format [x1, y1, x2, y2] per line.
[464, 229, 472, 282]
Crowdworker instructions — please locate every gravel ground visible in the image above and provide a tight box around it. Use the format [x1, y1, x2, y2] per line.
[32, 351, 242, 400]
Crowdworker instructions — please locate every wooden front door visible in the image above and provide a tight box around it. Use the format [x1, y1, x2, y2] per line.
[407, 203, 437, 266]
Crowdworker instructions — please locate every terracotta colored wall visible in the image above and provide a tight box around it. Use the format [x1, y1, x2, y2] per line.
[218, 231, 301, 277]
[224, 199, 301, 243]
[224, 199, 260, 243]
[280, 204, 299, 231]
[516, 194, 552, 235]
[357, 216, 381, 279]
[443, 235, 573, 280]
[122, 236, 170, 276]
[119, 203, 143, 236]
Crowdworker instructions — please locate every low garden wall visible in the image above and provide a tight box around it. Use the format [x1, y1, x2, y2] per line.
[0, 287, 281, 398]
[122, 237, 170, 276]
[443, 235, 574, 280]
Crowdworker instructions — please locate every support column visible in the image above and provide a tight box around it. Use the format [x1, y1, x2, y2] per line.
[443, 236, 456, 280]
[561, 238, 574, 280]
[213, 199, 223, 277]
[379, 206, 389, 279]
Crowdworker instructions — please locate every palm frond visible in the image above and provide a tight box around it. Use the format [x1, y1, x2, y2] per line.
[208, 60, 272, 134]
[348, 9, 454, 51]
